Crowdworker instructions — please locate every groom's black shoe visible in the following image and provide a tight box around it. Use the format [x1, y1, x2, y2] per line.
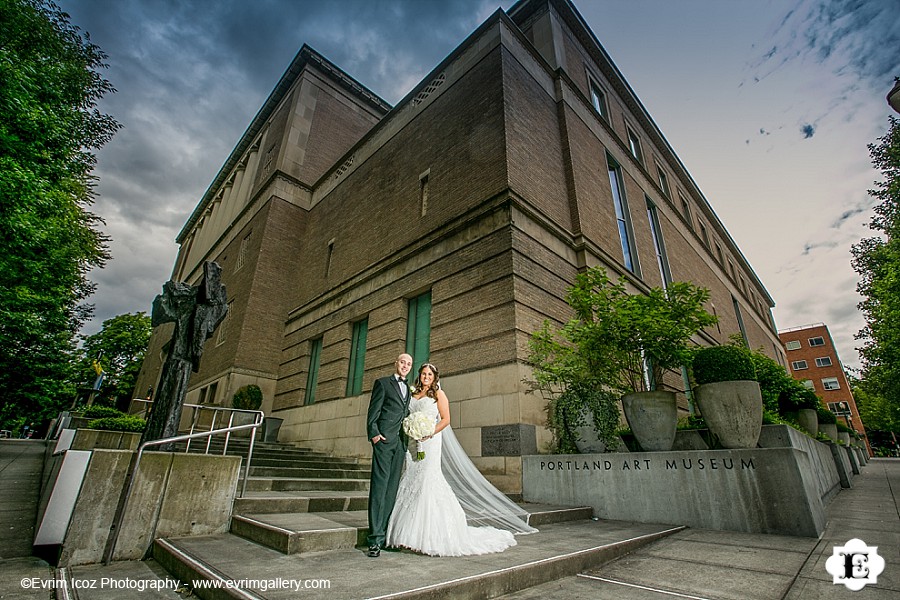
[367, 545, 381, 557]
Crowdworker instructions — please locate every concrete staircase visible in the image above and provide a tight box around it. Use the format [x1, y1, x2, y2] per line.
[143, 438, 681, 599]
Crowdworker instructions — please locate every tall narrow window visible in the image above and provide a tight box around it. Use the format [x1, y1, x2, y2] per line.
[646, 197, 672, 288]
[627, 127, 644, 165]
[346, 318, 369, 396]
[419, 172, 430, 216]
[732, 295, 749, 347]
[406, 291, 432, 376]
[607, 156, 639, 274]
[326, 238, 335, 276]
[698, 220, 710, 248]
[236, 232, 251, 272]
[216, 301, 233, 346]
[207, 381, 218, 405]
[589, 81, 608, 120]
[656, 164, 670, 198]
[678, 192, 693, 230]
[305, 337, 323, 405]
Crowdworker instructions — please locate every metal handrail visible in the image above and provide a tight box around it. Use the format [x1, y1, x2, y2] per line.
[102, 414, 262, 565]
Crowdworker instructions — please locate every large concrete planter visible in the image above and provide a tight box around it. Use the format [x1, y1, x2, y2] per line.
[797, 409, 818, 437]
[838, 432, 851, 445]
[621, 391, 677, 451]
[694, 380, 762, 449]
[819, 423, 838, 441]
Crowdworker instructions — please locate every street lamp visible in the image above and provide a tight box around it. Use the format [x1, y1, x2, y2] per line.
[889, 79, 900, 114]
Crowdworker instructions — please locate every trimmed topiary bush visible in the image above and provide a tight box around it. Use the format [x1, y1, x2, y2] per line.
[691, 345, 757, 385]
[82, 405, 125, 419]
[835, 421, 854, 434]
[232, 384, 263, 411]
[87, 415, 146, 432]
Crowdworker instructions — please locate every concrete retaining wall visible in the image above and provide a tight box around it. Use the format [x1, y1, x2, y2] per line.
[38, 448, 240, 566]
[757, 425, 842, 504]
[523, 447, 827, 537]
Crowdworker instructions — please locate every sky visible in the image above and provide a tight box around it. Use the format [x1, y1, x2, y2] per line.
[56, 0, 899, 372]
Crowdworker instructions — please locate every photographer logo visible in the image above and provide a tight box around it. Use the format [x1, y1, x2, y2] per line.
[825, 538, 885, 591]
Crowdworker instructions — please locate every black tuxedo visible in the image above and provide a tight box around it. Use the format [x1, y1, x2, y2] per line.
[366, 375, 410, 548]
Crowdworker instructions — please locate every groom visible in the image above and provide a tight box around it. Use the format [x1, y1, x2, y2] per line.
[365, 353, 413, 557]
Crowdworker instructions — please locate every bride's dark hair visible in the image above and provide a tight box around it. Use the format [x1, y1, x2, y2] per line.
[414, 363, 440, 398]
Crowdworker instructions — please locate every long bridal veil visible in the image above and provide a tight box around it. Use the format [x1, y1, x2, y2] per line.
[439, 425, 538, 535]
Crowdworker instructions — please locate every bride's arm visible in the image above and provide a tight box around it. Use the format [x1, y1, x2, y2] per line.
[433, 390, 451, 435]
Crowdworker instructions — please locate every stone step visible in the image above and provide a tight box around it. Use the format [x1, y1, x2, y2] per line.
[153, 518, 683, 600]
[229, 505, 592, 555]
[233, 490, 369, 515]
[248, 466, 370, 479]
[244, 476, 370, 492]
[245, 456, 368, 470]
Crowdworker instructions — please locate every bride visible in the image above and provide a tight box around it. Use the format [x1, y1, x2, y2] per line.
[386, 363, 537, 556]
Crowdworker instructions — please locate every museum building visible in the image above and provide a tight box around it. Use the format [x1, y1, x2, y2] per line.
[134, 0, 786, 491]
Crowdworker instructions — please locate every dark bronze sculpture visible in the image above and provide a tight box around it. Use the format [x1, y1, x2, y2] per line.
[141, 261, 228, 449]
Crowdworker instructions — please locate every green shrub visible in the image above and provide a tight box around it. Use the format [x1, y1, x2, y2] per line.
[817, 407, 837, 424]
[691, 345, 756, 385]
[232, 384, 263, 410]
[82, 405, 125, 419]
[835, 421, 853, 434]
[87, 416, 146, 433]
[677, 414, 707, 430]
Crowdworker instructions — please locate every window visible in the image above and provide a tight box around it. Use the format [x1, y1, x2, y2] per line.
[678, 193, 693, 229]
[406, 291, 432, 376]
[305, 337, 323, 405]
[732, 295, 749, 347]
[829, 401, 850, 414]
[589, 81, 608, 120]
[608, 156, 639, 274]
[785, 340, 801, 351]
[346, 318, 369, 396]
[626, 127, 644, 165]
[656, 164, 670, 198]
[236, 233, 251, 272]
[207, 381, 218, 405]
[326, 238, 335, 276]
[216, 301, 233, 346]
[646, 197, 672, 287]
[822, 377, 840, 391]
[809, 336, 825, 347]
[791, 360, 809, 370]
[419, 170, 430, 216]
[714, 242, 724, 265]
[698, 220, 710, 248]
[801, 379, 815, 389]
[728, 259, 736, 282]
[815, 356, 833, 368]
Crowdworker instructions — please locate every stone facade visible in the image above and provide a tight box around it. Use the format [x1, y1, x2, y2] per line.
[135, 0, 786, 492]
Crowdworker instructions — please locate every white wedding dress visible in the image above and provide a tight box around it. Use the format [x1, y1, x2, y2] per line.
[386, 396, 535, 556]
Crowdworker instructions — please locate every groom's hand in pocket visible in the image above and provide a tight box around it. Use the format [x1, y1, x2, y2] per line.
[372, 434, 386, 444]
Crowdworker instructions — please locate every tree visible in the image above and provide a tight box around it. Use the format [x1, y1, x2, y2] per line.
[0, 0, 120, 428]
[528, 267, 717, 452]
[851, 116, 900, 414]
[850, 374, 900, 434]
[76, 313, 152, 407]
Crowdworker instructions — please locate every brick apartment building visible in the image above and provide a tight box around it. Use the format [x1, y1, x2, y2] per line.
[135, 0, 786, 491]
[778, 323, 866, 438]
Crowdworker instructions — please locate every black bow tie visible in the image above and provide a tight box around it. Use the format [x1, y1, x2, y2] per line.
[397, 377, 407, 384]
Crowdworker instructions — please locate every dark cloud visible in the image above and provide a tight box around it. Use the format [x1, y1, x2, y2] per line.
[801, 240, 839, 256]
[801, 123, 816, 138]
[751, 0, 900, 94]
[56, 0, 508, 334]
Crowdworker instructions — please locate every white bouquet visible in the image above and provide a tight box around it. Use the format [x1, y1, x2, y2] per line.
[403, 410, 435, 460]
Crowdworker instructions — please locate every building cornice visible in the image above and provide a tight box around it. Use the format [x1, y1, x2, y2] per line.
[176, 45, 391, 244]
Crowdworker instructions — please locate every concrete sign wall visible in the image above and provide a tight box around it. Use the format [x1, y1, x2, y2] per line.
[523, 447, 828, 537]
